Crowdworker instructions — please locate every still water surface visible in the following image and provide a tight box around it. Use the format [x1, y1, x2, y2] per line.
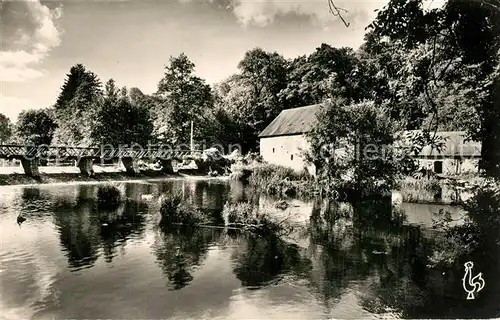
[1, 179, 499, 319]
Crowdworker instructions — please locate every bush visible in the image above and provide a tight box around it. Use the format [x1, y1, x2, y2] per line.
[159, 193, 209, 226]
[247, 163, 315, 198]
[222, 201, 292, 237]
[398, 177, 443, 203]
[97, 185, 122, 210]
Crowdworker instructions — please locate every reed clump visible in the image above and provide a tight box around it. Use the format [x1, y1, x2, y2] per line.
[96, 185, 122, 210]
[232, 162, 315, 198]
[222, 201, 293, 237]
[249, 164, 314, 198]
[159, 193, 209, 226]
[398, 177, 443, 203]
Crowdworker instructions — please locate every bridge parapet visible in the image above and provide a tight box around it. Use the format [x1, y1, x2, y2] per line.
[0, 144, 201, 176]
[0, 144, 197, 160]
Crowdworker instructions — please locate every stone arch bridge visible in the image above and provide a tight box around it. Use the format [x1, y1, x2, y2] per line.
[0, 144, 198, 177]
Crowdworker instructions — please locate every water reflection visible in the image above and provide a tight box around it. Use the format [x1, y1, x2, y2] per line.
[50, 185, 148, 269]
[0, 179, 499, 319]
[152, 225, 223, 290]
[304, 194, 500, 318]
[231, 235, 312, 289]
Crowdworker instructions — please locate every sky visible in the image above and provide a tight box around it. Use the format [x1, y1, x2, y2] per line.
[0, 0, 444, 122]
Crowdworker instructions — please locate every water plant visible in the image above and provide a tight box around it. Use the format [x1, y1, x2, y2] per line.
[398, 177, 443, 203]
[222, 201, 294, 237]
[159, 193, 209, 226]
[239, 163, 315, 198]
[96, 185, 122, 210]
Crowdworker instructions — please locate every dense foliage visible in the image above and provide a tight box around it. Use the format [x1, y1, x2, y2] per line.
[91, 81, 153, 146]
[308, 99, 413, 197]
[0, 113, 13, 144]
[7, 0, 499, 177]
[155, 53, 215, 146]
[15, 109, 58, 146]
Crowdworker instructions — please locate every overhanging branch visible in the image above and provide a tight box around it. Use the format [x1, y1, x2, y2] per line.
[328, 0, 350, 27]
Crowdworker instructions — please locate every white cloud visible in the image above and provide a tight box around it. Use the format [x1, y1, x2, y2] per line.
[0, 1, 63, 82]
[0, 96, 42, 122]
[225, 0, 388, 28]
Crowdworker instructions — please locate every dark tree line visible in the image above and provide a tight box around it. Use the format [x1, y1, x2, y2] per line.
[2, 0, 498, 175]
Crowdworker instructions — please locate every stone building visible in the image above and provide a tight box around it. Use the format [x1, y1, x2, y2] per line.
[258, 104, 321, 175]
[259, 104, 481, 177]
[406, 130, 481, 175]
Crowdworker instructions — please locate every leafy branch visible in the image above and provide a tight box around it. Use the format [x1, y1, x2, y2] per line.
[328, 0, 350, 27]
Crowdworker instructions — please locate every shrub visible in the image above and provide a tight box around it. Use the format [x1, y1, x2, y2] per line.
[398, 177, 443, 203]
[159, 193, 209, 226]
[97, 185, 122, 210]
[247, 163, 315, 198]
[222, 201, 293, 237]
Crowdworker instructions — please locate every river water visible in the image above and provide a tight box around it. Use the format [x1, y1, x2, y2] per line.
[1, 178, 499, 319]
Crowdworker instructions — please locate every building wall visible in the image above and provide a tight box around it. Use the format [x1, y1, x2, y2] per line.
[416, 158, 479, 175]
[260, 134, 315, 175]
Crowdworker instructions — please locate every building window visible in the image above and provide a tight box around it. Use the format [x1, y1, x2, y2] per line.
[434, 161, 443, 174]
[290, 154, 294, 161]
[272, 148, 275, 153]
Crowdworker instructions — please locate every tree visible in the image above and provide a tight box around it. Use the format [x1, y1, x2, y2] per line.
[365, 0, 500, 176]
[52, 64, 103, 146]
[54, 63, 102, 112]
[211, 48, 289, 152]
[16, 109, 58, 146]
[237, 48, 289, 131]
[129, 87, 146, 106]
[91, 89, 153, 147]
[0, 113, 12, 144]
[307, 99, 409, 198]
[212, 75, 260, 152]
[155, 53, 214, 146]
[104, 78, 119, 103]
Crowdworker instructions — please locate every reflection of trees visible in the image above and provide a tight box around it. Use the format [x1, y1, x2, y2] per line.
[372, 184, 500, 319]
[152, 225, 221, 290]
[52, 196, 101, 270]
[306, 189, 500, 318]
[50, 184, 148, 269]
[231, 235, 312, 288]
[307, 198, 436, 314]
[98, 199, 148, 263]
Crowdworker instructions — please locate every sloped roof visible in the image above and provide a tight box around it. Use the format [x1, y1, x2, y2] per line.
[258, 104, 323, 138]
[403, 130, 481, 158]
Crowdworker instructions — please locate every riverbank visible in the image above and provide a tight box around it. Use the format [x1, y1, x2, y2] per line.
[0, 165, 229, 187]
[397, 175, 479, 205]
[231, 162, 481, 205]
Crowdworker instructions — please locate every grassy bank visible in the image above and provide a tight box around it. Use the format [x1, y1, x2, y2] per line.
[231, 162, 316, 199]
[0, 169, 180, 186]
[231, 160, 483, 205]
[396, 175, 481, 205]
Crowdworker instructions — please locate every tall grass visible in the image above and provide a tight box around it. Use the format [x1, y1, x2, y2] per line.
[222, 201, 294, 237]
[159, 193, 209, 226]
[247, 163, 315, 198]
[398, 177, 444, 203]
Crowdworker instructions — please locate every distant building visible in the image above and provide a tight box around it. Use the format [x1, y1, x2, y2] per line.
[258, 104, 322, 175]
[259, 104, 481, 176]
[405, 130, 481, 175]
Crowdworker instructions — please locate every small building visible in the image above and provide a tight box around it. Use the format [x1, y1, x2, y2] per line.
[406, 130, 481, 175]
[259, 103, 482, 177]
[258, 104, 322, 175]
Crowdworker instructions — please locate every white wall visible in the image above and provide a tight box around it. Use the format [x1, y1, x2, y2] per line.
[417, 158, 479, 175]
[260, 134, 315, 174]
